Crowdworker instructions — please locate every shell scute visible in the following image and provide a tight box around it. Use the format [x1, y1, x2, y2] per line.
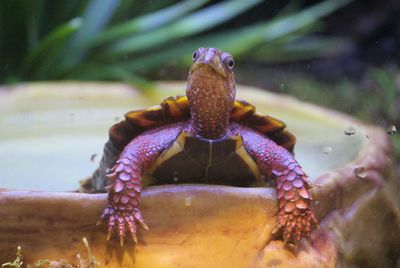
[161, 95, 190, 118]
[110, 96, 190, 150]
[231, 100, 296, 152]
[231, 100, 255, 121]
[110, 95, 296, 152]
[124, 95, 190, 128]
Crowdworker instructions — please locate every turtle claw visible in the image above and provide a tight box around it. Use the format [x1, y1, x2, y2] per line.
[271, 224, 280, 235]
[106, 230, 112, 241]
[141, 222, 149, 231]
[98, 204, 147, 246]
[131, 233, 138, 244]
[136, 215, 149, 231]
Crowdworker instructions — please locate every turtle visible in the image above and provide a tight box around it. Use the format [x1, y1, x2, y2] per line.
[94, 47, 317, 246]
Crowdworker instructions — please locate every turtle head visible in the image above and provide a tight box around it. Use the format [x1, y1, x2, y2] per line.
[186, 47, 236, 139]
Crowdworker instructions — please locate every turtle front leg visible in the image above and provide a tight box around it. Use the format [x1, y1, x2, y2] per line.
[240, 127, 318, 245]
[98, 124, 184, 246]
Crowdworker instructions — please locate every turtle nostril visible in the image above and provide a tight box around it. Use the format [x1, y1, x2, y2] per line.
[204, 49, 217, 63]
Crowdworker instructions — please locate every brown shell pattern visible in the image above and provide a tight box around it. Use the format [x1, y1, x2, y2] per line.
[109, 96, 296, 152]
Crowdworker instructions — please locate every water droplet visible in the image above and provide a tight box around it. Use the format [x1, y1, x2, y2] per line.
[354, 166, 367, 179]
[344, 126, 356, 136]
[315, 200, 320, 206]
[90, 153, 98, 164]
[173, 177, 179, 182]
[386, 125, 397, 135]
[322, 146, 332, 154]
[184, 197, 192, 207]
[280, 83, 285, 91]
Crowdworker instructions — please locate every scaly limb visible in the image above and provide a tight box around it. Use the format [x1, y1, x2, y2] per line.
[240, 126, 318, 245]
[98, 123, 184, 246]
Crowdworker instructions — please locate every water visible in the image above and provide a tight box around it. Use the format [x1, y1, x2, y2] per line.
[344, 126, 357, 136]
[322, 146, 333, 154]
[386, 125, 397, 135]
[354, 166, 368, 180]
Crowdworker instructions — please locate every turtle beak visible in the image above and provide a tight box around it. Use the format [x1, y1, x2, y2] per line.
[191, 49, 227, 78]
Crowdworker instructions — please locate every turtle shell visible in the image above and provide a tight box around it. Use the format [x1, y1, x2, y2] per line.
[146, 131, 263, 187]
[91, 95, 296, 190]
[110, 96, 296, 153]
[109, 96, 190, 150]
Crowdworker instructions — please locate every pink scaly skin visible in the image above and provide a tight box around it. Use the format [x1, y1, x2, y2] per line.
[99, 123, 185, 246]
[97, 48, 317, 246]
[238, 124, 318, 244]
[101, 121, 317, 245]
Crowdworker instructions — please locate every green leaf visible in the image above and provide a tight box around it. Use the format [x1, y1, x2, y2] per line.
[110, 0, 353, 72]
[392, 135, 400, 158]
[2, 0, 354, 83]
[90, 0, 210, 47]
[21, 18, 83, 78]
[25, 0, 45, 51]
[65, 63, 155, 91]
[69, 0, 120, 48]
[368, 68, 398, 120]
[58, 0, 121, 67]
[99, 0, 263, 58]
[246, 37, 352, 63]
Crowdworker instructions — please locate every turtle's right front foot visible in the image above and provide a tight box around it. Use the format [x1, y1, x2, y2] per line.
[98, 158, 148, 246]
[99, 203, 148, 246]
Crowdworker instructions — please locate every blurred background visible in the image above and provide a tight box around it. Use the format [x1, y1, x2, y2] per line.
[0, 0, 399, 159]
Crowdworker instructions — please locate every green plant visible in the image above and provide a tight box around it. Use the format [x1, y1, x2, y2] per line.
[1, 247, 23, 268]
[274, 66, 400, 157]
[2, 238, 99, 268]
[0, 0, 352, 84]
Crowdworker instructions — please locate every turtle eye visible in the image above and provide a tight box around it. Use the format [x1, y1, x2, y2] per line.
[224, 56, 234, 70]
[221, 52, 234, 70]
[192, 51, 198, 61]
[227, 59, 234, 70]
